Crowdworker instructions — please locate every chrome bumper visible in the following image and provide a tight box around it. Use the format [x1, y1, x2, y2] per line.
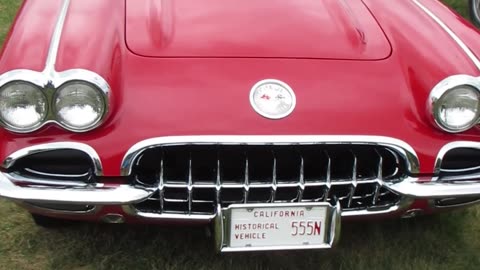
[1, 171, 480, 216]
[0, 172, 154, 205]
[2, 137, 480, 220]
[388, 178, 480, 199]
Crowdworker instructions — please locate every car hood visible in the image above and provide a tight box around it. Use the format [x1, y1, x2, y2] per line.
[125, 0, 392, 60]
[3, 0, 480, 177]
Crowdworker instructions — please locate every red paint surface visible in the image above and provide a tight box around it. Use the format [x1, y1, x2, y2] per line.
[0, 0, 62, 73]
[1, 0, 480, 182]
[125, 0, 392, 59]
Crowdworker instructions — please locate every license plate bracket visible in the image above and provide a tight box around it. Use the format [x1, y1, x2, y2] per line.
[214, 201, 341, 252]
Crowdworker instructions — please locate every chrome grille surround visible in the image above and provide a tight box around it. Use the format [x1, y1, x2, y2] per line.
[121, 136, 419, 219]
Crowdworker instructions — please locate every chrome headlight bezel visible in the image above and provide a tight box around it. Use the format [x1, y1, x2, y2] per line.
[0, 69, 110, 133]
[428, 75, 480, 133]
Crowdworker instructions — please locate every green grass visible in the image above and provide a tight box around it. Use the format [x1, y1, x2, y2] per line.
[1, 202, 480, 270]
[0, 0, 479, 269]
[0, 0, 20, 42]
[443, 0, 470, 17]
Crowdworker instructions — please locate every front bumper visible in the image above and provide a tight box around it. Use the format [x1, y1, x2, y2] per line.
[2, 171, 480, 218]
[3, 136, 480, 252]
[0, 172, 153, 205]
[389, 178, 480, 199]
[2, 136, 480, 221]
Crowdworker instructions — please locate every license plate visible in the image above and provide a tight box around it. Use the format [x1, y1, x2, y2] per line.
[214, 202, 341, 252]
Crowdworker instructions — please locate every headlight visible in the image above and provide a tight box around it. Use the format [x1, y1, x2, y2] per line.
[54, 81, 107, 132]
[430, 75, 480, 133]
[0, 81, 47, 132]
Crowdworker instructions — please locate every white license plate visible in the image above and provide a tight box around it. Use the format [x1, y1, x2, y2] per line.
[215, 202, 341, 252]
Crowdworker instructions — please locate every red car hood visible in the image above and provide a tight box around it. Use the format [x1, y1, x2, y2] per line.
[125, 0, 392, 60]
[2, 0, 480, 177]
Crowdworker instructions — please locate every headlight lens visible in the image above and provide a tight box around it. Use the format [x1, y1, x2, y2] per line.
[54, 81, 106, 131]
[434, 85, 480, 132]
[0, 82, 47, 132]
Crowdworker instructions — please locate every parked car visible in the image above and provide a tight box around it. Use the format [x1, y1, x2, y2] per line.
[1, 0, 480, 252]
[471, 0, 480, 26]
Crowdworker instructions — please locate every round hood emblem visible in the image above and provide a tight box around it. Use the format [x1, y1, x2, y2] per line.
[250, 79, 296, 119]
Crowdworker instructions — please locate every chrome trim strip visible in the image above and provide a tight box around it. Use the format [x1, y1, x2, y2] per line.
[1, 142, 103, 176]
[44, 0, 71, 74]
[412, 0, 480, 71]
[120, 135, 420, 176]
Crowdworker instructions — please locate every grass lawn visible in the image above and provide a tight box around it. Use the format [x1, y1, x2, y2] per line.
[0, 0, 479, 269]
[444, 0, 470, 16]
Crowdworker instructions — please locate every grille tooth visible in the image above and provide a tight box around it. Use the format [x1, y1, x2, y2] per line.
[243, 151, 249, 204]
[132, 144, 404, 215]
[379, 148, 402, 180]
[215, 150, 221, 205]
[271, 151, 277, 202]
[187, 152, 193, 214]
[159, 152, 165, 213]
[347, 151, 358, 208]
[376, 149, 384, 180]
[298, 155, 305, 202]
[373, 149, 383, 205]
[324, 150, 332, 202]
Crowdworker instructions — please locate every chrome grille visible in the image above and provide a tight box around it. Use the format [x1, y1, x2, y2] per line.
[131, 144, 406, 215]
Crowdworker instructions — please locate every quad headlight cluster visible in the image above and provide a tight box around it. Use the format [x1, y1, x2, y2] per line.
[0, 70, 109, 133]
[429, 75, 480, 133]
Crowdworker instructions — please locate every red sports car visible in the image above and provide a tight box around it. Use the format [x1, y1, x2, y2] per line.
[1, 0, 480, 252]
